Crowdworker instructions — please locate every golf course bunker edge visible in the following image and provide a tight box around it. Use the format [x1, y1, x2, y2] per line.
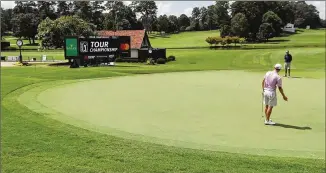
[18, 70, 325, 159]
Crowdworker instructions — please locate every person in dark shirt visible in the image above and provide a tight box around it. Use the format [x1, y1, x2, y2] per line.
[284, 50, 292, 77]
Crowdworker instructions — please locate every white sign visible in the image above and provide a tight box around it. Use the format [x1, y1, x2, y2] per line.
[42, 55, 47, 61]
[7, 56, 19, 61]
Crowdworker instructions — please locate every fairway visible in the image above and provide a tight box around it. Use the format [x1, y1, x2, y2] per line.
[18, 71, 325, 159]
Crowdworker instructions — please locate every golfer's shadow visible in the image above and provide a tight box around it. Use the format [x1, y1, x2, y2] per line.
[274, 123, 312, 130]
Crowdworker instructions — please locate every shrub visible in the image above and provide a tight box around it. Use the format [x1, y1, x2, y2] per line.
[156, 58, 166, 64]
[224, 36, 233, 46]
[115, 57, 123, 62]
[167, 55, 176, 61]
[146, 58, 155, 65]
[232, 36, 240, 46]
[214, 36, 222, 46]
[239, 38, 246, 45]
[185, 26, 195, 31]
[1, 41, 10, 49]
[220, 39, 227, 47]
[205, 37, 214, 46]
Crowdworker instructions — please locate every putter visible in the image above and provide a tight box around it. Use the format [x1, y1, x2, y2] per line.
[261, 92, 264, 118]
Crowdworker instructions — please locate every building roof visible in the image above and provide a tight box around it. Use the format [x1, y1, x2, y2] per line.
[97, 30, 146, 49]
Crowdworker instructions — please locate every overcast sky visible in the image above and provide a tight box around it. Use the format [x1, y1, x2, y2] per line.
[1, 1, 325, 19]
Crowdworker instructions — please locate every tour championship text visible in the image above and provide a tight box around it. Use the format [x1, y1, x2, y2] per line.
[90, 41, 118, 52]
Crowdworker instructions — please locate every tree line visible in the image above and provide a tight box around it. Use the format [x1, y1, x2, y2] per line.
[1, 1, 325, 46]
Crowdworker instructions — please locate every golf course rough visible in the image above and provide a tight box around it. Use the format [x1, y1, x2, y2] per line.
[18, 71, 325, 159]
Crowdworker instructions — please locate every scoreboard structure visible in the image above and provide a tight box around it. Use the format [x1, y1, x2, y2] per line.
[64, 36, 131, 67]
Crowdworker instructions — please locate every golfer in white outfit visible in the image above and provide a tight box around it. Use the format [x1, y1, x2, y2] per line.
[262, 64, 288, 125]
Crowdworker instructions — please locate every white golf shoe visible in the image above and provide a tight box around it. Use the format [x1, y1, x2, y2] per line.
[264, 119, 276, 125]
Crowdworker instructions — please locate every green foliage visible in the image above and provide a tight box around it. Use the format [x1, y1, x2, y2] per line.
[224, 36, 233, 45]
[257, 23, 274, 42]
[115, 57, 123, 62]
[1, 8, 8, 38]
[231, 36, 240, 46]
[37, 15, 95, 49]
[167, 55, 176, 61]
[205, 36, 243, 47]
[131, 1, 158, 31]
[220, 24, 231, 37]
[1, 41, 10, 49]
[156, 58, 166, 64]
[231, 13, 249, 37]
[146, 58, 156, 65]
[11, 13, 40, 43]
[214, 1, 231, 27]
[239, 37, 246, 45]
[205, 37, 215, 46]
[157, 15, 170, 32]
[178, 14, 190, 29]
[262, 11, 282, 36]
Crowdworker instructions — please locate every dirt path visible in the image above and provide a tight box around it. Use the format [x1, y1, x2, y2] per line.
[1, 61, 16, 67]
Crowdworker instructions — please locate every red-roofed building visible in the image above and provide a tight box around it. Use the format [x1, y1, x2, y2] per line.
[97, 30, 152, 59]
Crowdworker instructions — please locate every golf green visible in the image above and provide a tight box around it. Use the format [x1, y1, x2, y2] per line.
[18, 71, 325, 159]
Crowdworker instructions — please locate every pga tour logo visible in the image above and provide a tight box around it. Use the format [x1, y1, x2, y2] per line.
[80, 41, 88, 53]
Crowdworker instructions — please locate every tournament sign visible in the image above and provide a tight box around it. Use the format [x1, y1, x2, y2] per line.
[64, 36, 79, 59]
[64, 36, 131, 59]
[78, 36, 130, 57]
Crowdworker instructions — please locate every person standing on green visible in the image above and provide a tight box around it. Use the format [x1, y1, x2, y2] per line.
[284, 50, 292, 77]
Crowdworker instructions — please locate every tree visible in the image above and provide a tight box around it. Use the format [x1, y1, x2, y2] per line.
[205, 37, 215, 46]
[157, 15, 170, 32]
[57, 1, 74, 16]
[11, 13, 40, 44]
[190, 7, 201, 31]
[262, 11, 282, 36]
[73, 1, 92, 22]
[231, 1, 265, 36]
[37, 15, 95, 48]
[178, 14, 190, 31]
[220, 25, 231, 37]
[130, 1, 157, 32]
[320, 19, 326, 28]
[104, 2, 138, 30]
[214, 1, 230, 28]
[1, 8, 8, 38]
[13, 1, 38, 14]
[168, 15, 179, 33]
[37, 1, 57, 20]
[206, 5, 217, 30]
[293, 2, 321, 28]
[274, 2, 295, 25]
[231, 13, 249, 37]
[257, 23, 274, 42]
[2, 8, 12, 33]
[91, 1, 105, 30]
[105, 1, 124, 30]
[199, 7, 208, 30]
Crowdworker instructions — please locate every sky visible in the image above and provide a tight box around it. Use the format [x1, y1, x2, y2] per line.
[1, 1, 325, 19]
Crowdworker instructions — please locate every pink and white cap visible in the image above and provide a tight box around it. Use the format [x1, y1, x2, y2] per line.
[274, 64, 282, 70]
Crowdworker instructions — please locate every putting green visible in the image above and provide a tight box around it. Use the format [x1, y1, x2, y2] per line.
[18, 71, 325, 159]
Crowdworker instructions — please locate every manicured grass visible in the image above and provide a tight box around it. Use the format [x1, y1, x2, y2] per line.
[2, 68, 325, 173]
[1, 51, 64, 61]
[1, 29, 325, 172]
[2, 36, 41, 49]
[2, 47, 325, 79]
[150, 30, 221, 48]
[150, 29, 325, 49]
[20, 71, 324, 159]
